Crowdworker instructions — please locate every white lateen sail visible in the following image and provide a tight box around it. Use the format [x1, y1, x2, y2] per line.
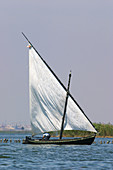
[28, 45, 97, 135]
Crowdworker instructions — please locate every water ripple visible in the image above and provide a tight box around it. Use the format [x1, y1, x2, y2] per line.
[0, 135, 113, 169]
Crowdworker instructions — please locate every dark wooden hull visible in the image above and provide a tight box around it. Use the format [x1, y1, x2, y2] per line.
[23, 135, 95, 145]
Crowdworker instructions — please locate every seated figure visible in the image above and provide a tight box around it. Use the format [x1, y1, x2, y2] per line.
[42, 133, 51, 140]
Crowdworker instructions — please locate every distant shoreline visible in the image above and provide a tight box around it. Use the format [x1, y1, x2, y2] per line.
[0, 131, 113, 138]
[0, 130, 31, 134]
[95, 136, 113, 138]
[0, 123, 113, 138]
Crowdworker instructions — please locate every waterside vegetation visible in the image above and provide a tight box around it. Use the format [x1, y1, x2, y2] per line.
[93, 123, 113, 137]
[50, 123, 113, 138]
[0, 123, 113, 138]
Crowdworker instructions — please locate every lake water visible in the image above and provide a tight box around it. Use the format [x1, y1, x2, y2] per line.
[0, 134, 113, 169]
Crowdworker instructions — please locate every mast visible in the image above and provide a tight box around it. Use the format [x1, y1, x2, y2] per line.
[60, 71, 72, 139]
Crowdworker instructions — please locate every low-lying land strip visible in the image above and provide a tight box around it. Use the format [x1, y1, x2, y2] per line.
[0, 123, 113, 138]
[51, 123, 113, 138]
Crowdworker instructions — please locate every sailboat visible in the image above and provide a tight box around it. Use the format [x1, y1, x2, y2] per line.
[22, 32, 97, 145]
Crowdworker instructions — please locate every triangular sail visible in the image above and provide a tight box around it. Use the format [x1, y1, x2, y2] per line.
[23, 33, 97, 135]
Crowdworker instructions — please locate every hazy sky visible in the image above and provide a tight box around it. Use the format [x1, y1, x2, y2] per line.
[0, 0, 113, 125]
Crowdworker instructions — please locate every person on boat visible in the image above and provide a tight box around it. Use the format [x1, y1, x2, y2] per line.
[42, 133, 51, 140]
